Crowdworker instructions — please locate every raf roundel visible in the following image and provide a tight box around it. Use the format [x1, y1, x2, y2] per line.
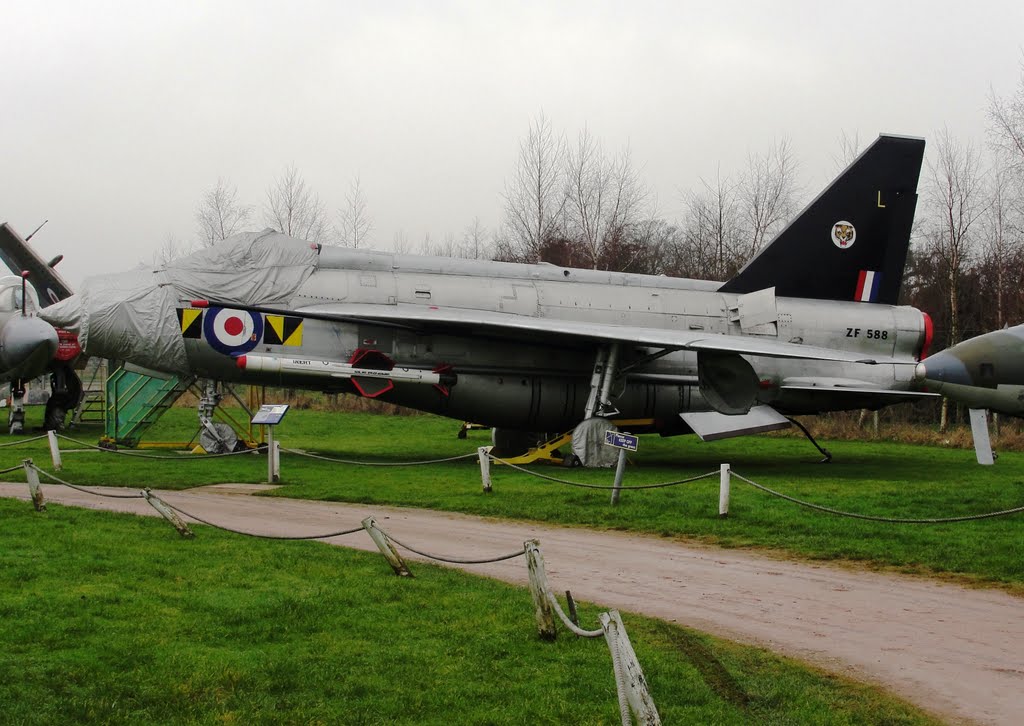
[203, 306, 263, 356]
[831, 220, 856, 249]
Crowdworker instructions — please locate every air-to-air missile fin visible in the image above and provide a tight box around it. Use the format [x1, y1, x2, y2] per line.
[0, 222, 74, 307]
[719, 134, 925, 306]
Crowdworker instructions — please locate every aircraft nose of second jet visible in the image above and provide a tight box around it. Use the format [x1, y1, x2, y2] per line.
[0, 315, 59, 377]
[916, 350, 973, 387]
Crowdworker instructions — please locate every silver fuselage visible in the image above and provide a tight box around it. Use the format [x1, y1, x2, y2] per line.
[168, 248, 928, 432]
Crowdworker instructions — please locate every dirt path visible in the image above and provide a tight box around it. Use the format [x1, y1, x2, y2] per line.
[2, 481, 1021, 725]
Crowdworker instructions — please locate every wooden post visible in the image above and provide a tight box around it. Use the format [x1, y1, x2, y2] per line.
[142, 489, 194, 538]
[524, 539, 557, 641]
[22, 459, 45, 512]
[565, 590, 580, 626]
[718, 463, 730, 517]
[362, 517, 413, 577]
[46, 431, 62, 471]
[610, 447, 627, 505]
[601, 610, 661, 725]
[478, 446, 492, 493]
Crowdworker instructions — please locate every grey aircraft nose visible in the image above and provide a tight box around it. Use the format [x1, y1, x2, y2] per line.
[0, 315, 59, 379]
[916, 349, 973, 387]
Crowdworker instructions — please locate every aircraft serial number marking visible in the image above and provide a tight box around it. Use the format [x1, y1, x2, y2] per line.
[846, 328, 889, 339]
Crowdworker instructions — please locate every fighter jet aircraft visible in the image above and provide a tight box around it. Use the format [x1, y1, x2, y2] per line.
[32, 134, 935, 460]
[915, 325, 1024, 464]
[0, 223, 82, 433]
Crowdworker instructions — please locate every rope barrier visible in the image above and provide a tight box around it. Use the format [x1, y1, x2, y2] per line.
[0, 435, 48, 448]
[732, 472, 1024, 523]
[488, 455, 718, 490]
[161, 500, 365, 540]
[32, 466, 146, 500]
[55, 434, 259, 460]
[545, 590, 603, 638]
[0, 464, 25, 475]
[375, 524, 527, 564]
[282, 447, 478, 466]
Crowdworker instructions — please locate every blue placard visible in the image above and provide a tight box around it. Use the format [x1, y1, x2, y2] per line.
[604, 430, 639, 451]
[251, 404, 290, 426]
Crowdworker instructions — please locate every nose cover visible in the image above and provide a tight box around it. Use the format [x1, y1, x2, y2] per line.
[0, 315, 58, 379]
[38, 230, 320, 376]
[41, 269, 191, 374]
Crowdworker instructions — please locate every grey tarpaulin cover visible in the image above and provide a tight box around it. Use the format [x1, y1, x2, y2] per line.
[40, 230, 320, 372]
[571, 417, 620, 468]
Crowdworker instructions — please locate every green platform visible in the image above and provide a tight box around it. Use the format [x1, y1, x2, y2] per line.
[104, 367, 196, 447]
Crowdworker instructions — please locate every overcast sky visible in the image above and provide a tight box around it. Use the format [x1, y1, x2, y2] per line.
[2, 1, 1022, 286]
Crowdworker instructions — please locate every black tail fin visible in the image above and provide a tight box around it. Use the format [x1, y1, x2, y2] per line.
[0, 222, 74, 306]
[719, 134, 924, 305]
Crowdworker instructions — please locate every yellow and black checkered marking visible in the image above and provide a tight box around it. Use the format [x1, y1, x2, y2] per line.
[263, 315, 303, 346]
[177, 308, 203, 339]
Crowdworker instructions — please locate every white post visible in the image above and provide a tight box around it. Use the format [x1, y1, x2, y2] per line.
[47, 431, 62, 471]
[478, 446, 492, 493]
[142, 489, 194, 538]
[968, 408, 994, 466]
[267, 427, 280, 483]
[362, 517, 413, 577]
[610, 447, 627, 506]
[718, 463, 730, 518]
[22, 459, 45, 511]
[600, 610, 661, 725]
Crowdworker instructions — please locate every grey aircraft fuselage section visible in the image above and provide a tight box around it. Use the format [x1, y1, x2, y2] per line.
[0, 276, 59, 383]
[915, 324, 1024, 416]
[176, 247, 929, 432]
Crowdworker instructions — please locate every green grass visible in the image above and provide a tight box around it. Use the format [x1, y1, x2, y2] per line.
[0, 499, 939, 725]
[4, 406, 1024, 591]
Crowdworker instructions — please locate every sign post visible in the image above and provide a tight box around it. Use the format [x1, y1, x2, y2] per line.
[251, 404, 290, 483]
[604, 430, 638, 505]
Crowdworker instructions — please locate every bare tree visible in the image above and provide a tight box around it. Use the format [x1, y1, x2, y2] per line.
[263, 164, 330, 244]
[925, 129, 987, 431]
[195, 178, 252, 247]
[988, 63, 1024, 172]
[832, 130, 862, 170]
[563, 128, 649, 269]
[336, 175, 373, 248]
[459, 216, 489, 259]
[392, 229, 412, 254]
[737, 138, 799, 257]
[153, 233, 187, 266]
[501, 113, 567, 262]
[981, 166, 1020, 329]
[682, 170, 744, 280]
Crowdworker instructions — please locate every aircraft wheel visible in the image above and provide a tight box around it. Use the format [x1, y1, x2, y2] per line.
[490, 428, 542, 458]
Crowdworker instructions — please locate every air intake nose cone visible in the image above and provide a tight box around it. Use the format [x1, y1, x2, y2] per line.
[0, 316, 59, 376]
[918, 350, 972, 386]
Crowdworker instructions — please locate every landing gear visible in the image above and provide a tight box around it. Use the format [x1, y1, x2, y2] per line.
[44, 363, 83, 431]
[197, 381, 240, 453]
[786, 416, 832, 463]
[8, 380, 26, 434]
[583, 344, 622, 419]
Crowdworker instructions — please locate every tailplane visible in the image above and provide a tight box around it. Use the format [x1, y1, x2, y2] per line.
[0, 222, 74, 306]
[719, 134, 925, 305]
